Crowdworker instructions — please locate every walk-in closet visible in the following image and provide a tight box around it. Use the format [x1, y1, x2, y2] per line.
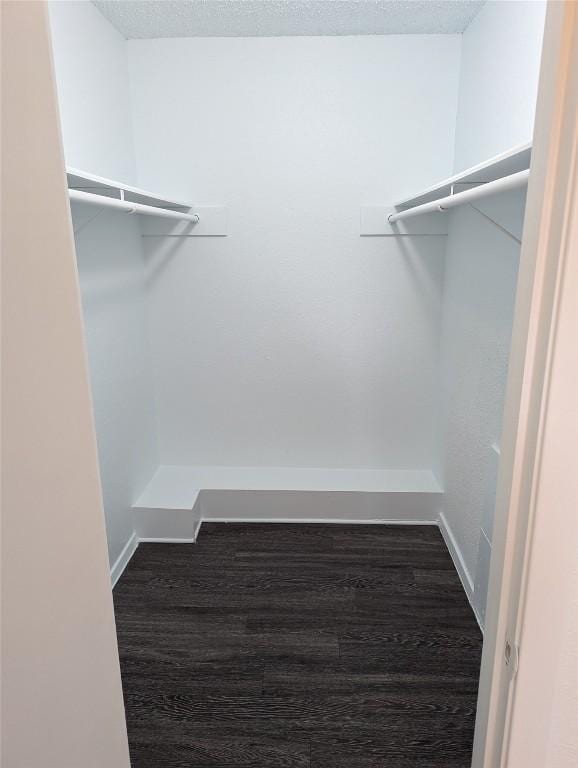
[45, 2, 547, 766]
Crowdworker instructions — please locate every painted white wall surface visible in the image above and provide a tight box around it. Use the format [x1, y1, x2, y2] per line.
[129, 36, 460, 469]
[438, 189, 524, 618]
[48, 0, 137, 182]
[453, 0, 547, 171]
[438, 1, 547, 625]
[1, 3, 130, 765]
[48, 1, 156, 567]
[72, 206, 158, 567]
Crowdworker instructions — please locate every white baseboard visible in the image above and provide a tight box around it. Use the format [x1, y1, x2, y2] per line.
[438, 511, 474, 597]
[110, 519, 203, 585]
[138, 536, 197, 544]
[438, 511, 483, 631]
[109, 517, 442, 586]
[110, 531, 138, 588]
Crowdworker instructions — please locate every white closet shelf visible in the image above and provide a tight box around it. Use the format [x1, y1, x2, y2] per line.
[394, 142, 531, 210]
[131, 466, 443, 538]
[66, 167, 193, 210]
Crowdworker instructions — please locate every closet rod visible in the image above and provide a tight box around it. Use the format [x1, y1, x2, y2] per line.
[69, 189, 200, 223]
[388, 168, 530, 223]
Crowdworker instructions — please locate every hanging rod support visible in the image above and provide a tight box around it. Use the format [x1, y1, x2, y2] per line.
[388, 169, 529, 224]
[69, 189, 200, 223]
[468, 203, 522, 244]
[450, 181, 490, 196]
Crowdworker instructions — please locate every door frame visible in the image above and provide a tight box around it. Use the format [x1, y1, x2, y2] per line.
[1, 2, 131, 766]
[472, 2, 578, 765]
[4, 1, 576, 765]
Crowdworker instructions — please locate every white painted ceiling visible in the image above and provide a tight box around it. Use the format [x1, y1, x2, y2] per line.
[93, 0, 486, 38]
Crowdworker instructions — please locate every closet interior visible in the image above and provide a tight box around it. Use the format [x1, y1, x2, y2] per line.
[48, 1, 547, 766]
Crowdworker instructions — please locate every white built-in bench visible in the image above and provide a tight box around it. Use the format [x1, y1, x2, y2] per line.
[132, 465, 443, 542]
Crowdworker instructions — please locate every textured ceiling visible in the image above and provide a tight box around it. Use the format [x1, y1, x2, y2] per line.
[92, 1, 486, 39]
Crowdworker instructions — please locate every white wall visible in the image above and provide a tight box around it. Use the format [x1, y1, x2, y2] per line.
[49, 0, 137, 182]
[71, 206, 158, 567]
[438, 1, 547, 626]
[1, 3, 130, 765]
[48, 6, 545, 591]
[49, 1, 157, 568]
[438, 190, 524, 623]
[453, 0, 546, 171]
[129, 36, 460, 470]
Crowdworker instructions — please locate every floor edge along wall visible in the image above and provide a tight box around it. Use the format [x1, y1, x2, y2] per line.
[111, 465, 484, 633]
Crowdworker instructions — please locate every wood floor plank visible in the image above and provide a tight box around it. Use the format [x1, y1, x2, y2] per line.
[122, 690, 477, 731]
[127, 736, 310, 768]
[114, 523, 482, 768]
[262, 652, 481, 694]
[309, 722, 477, 768]
[119, 655, 265, 694]
[232, 550, 457, 571]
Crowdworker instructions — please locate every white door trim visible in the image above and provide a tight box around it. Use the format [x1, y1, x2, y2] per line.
[1, 3, 131, 765]
[472, 2, 578, 766]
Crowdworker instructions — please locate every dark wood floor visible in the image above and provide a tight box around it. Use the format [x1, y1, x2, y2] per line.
[114, 523, 482, 768]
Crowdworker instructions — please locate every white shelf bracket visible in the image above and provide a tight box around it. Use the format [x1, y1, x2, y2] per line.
[468, 203, 522, 244]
